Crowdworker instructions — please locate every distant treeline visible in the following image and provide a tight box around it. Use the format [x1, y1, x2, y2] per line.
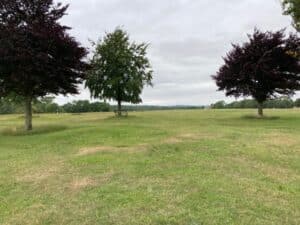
[1, 97, 299, 115]
[0, 97, 204, 114]
[0, 97, 110, 114]
[111, 105, 204, 112]
[211, 97, 300, 109]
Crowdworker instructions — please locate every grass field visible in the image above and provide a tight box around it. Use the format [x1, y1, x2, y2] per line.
[0, 109, 299, 225]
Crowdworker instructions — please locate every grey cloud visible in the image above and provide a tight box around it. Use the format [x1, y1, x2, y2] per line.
[55, 0, 298, 106]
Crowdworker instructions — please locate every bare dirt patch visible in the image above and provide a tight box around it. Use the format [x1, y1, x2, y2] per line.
[77, 132, 217, 156]
[77, 144, 148, 156]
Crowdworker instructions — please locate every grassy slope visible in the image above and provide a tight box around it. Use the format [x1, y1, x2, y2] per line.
[0, 109, 299, 225]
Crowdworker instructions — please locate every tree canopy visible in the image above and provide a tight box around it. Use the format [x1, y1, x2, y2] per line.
[86, 28, 153, 116]
[282, 0, 300, 31]
[212, 29, 300, 116]
[0, 0, 88, 130]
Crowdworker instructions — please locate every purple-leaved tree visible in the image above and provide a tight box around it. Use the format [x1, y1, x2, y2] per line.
[213, 29, 300, 116]
[0, 0, 88, 130]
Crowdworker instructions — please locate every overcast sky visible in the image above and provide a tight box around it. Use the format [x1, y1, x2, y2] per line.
[55, 0, 298, 106]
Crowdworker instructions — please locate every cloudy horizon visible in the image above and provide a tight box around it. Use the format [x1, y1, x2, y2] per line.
[55, 0, 299, 106]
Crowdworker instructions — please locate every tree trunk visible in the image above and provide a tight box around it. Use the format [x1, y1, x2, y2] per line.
[24, 96, 33, 131]
[117, 100, 122, 117]
[257, 102, 263, 117]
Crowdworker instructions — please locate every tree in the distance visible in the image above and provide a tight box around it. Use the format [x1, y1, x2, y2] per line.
[0, 0, 87, 130]
[295, 98, 300, 107]
[282, 0, 300, 31]
[86, 28, 153, 116]
[212, 29, 300, 116]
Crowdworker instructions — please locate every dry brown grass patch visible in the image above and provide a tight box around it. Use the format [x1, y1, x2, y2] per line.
[262, 132, 299, 147]
[17, 162, 63, 183]
[225, 156, 299, 183]
[70, 177, 96, 191]
[77, 144, 148, 156]
[163, 132, 217, 144]
[70, 171, 114, 191]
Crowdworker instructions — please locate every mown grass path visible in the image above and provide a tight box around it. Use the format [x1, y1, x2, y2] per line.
[0, 109, 299, 225]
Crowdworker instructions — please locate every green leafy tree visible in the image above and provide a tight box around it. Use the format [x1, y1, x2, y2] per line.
[211, 98, 296, 109]
[0, 95, 24, 114]
[265, 97, 294, 108]
[86, 28, 153, 116]
[61, 101, 110, 113]
[33, 97, 61, 113]
[0, 97, 15, 114]
[211, 101, 226, 109]
[295, 98, 300, 107]
[282, 0, 300, 31]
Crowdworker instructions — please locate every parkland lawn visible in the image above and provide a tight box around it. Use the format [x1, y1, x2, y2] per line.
[0, 109, 299, 225]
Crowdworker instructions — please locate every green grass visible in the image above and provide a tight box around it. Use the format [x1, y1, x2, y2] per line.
[0, 109, 299, 225]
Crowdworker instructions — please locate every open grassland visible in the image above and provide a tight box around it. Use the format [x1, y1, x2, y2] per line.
[0, 109, 299, 225]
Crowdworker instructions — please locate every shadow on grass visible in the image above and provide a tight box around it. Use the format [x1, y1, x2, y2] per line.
[17, 115, 41, 119]
[241, 115, 280, 120]
[1, 125, 68, 136]
[104, 115, 138, 121]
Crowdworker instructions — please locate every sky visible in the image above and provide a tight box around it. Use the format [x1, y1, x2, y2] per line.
[55, 0, 298, 106]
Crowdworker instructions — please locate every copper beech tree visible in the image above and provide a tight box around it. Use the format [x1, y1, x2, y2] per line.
[0, 0, 87, 130]
[213, 29, 300, 116]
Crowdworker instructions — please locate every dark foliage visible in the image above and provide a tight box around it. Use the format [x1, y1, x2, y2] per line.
[0, 0, 88, 129]
[212, 29, 300, 115]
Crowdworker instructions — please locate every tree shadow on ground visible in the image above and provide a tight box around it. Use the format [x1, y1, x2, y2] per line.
[17, 115, 41, 119]
[0, 125, 68, 136]
[104, 115, 138, 121]
[241, 115, 280, 120]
